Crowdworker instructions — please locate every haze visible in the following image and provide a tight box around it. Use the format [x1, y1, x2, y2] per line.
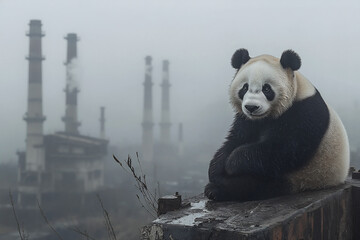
[1, 0, 360, 163]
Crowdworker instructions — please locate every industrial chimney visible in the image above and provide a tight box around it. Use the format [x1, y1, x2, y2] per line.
[24, 20, 46, 172]
[160, 60, 171, 144]
[142, 56, 154, 162]
[18, 20, 46, 206]
[62, 33, 80, 135]
[100, 106, 106, 139]
[178, 123, 184, 157]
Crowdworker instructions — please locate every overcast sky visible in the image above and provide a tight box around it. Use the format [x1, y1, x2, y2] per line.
[1, 0, 360, 162]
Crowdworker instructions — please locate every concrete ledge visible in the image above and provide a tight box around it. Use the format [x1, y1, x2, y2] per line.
[142, 179, 360, 240]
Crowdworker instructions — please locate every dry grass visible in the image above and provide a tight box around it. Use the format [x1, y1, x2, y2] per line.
[37, 199, 63, 240]
[72, 227, 97, 240]
[10, 152, 155, 240]
[9, 190, 29, 240]
[10, 192, 118, 240]
[113, 153, 158, 217]
[97, 194, 117, 240]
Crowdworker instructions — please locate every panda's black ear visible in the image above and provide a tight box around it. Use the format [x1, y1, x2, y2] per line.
[280, 49, 301, 71]
[231, 49, 250, 69]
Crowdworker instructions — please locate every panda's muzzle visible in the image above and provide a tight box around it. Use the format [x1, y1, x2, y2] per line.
[245, 105, 260, 113]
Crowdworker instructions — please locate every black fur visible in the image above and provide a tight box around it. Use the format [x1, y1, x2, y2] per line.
[262, 84, 275, 101]
[231, 49, 250, 69]
[205, 90, 329, 201]
[280, 49, 301, 71]
[238, 83, 248, 100]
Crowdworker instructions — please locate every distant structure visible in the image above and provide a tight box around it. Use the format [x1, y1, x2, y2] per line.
[17, 23, 108, 208]
[18, 20, 46, 205]
[160, 60, 171, 144]
[100, 106, 106, 139]
[62, 33, 80, 135]
[142, 56, 154, 162]
[178, 123, 184, 157]
[42, 132, 107, 194]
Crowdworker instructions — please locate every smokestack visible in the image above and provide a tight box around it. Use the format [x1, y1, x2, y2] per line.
[24, 20, 46, 171]
[178, 123, 184, 157]
[159, 60, 171, 144]
[100, 106, 105, 139]
[142, 56, 154, 162]
[62, 33, 80, 135]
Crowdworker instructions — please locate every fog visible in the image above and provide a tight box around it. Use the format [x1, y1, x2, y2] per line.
[1, 1, 360, 239]
[0, 0, 359, 162]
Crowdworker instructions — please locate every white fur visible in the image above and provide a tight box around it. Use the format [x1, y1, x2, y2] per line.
[294, 71, 316, 101]
[230, 58, 295, 119]
[287, 106, 350, 192]
[289, 73, 349, 191]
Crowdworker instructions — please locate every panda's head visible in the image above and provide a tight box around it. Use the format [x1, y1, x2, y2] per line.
[229, 49, 301, 119]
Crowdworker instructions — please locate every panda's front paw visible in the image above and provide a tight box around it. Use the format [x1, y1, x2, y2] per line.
[225, 157, 238, 176]
[225, 156, 243, 176]
[204, 183, 224, 201]
[225, 147, 247, 176]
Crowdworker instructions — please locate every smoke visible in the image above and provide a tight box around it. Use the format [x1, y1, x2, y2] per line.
[66, 58, 81, 91]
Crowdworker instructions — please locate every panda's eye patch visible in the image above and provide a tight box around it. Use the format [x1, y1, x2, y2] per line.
[262, 84, 275, 101]
[238, 83, 248, 100]
[243, 83, 248, 91]
[263, 84, 271, 93]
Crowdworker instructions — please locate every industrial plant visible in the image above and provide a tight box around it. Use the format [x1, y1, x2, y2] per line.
[140, 55, 187, 188]
[13, 19, 198, 211]
[17, 20, 108, 208]
[0, 18, 206, 239]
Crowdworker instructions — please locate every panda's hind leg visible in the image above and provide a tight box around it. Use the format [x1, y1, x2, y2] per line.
[205, 175, 291, 201]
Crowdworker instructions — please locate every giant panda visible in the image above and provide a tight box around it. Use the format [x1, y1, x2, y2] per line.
[204, 49, 350, 201]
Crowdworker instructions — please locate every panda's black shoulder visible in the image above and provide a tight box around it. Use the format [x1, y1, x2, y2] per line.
[282, 89, 329, 124]
[277, 89, 330, 144]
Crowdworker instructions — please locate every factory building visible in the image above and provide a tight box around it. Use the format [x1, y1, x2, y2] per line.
[18, 20, 108, 208]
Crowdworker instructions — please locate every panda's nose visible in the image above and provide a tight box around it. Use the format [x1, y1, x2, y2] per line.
[245, 105, 259, 113]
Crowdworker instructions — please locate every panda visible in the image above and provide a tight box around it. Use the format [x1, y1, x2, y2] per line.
[204, 49, 350, 201]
